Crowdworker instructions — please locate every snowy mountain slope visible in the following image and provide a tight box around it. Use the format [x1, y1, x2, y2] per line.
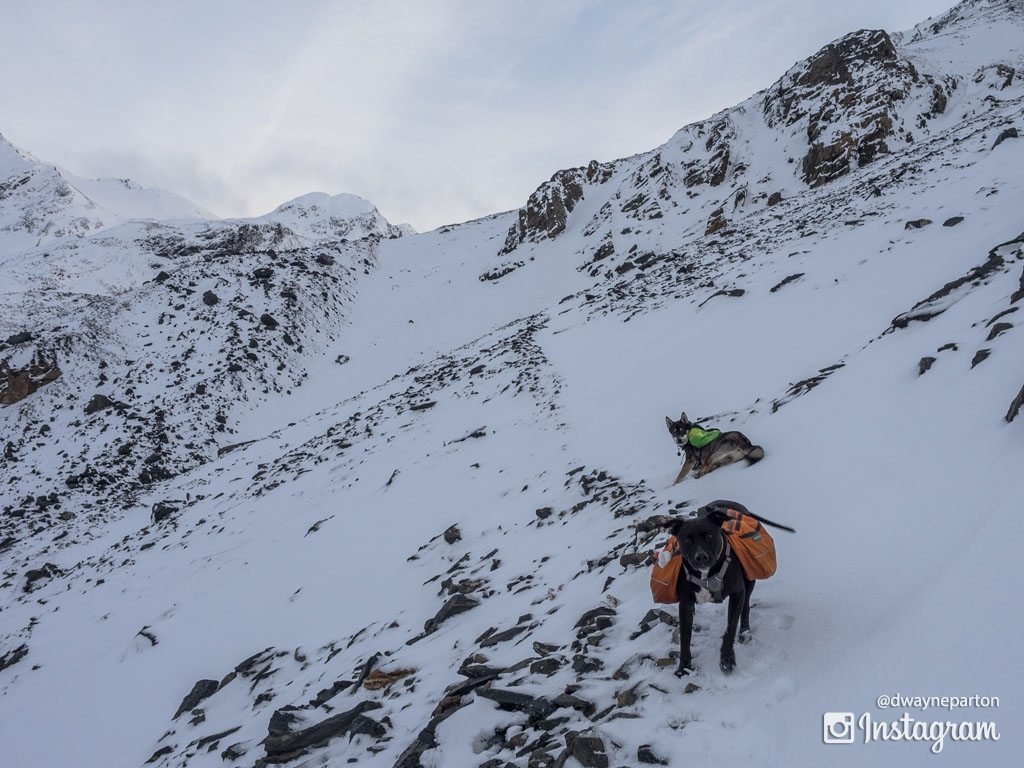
[0, 183, 405, 546]
[0, 132, 213, 254]
[1, 2, 1023, 768]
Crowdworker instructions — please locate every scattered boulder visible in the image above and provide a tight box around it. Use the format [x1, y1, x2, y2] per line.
[766, 191, 783, 207]
[253, 266, 273, 280]
[0, 643, 29, 672]
[1, 355, 62, 405]
[421, 594, 479, 636]
[942, 216, 964, 227]
[263, 701, 384, 758]
[704, 207, 729, 237]
[335, 354, 350, 365]
[918, 356, 936, 376]
[202, 290, 219, 306]
[5, 331, 32, 345]
[260, 313, 279, 329]
[905, 219, 932, 230]
[443, 525, 461, 545]
[971, 348, 991, 368]
[638, 744, 669, 765]
[564, 730, 609, 768]
[1005, 384, 1024, 423]
[476, 688, 554, 720]
[173, 679, 219, 719]
[770, 273, 804, 293]
[151, 501, 180, 524]
[992, 127, 1018, 150]
[84, 394, 113, 414]
[24, 562, 62, 593]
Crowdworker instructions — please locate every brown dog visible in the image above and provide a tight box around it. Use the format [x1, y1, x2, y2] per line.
[665, 412, 764, 484]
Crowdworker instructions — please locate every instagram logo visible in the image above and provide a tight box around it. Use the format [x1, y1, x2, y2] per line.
[823, 712, 856, 744]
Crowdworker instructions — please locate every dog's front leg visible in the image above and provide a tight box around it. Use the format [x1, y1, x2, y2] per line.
[673, 455, 693, 485]
[675, 596, 695, 676]
[720, 591, 742, 674]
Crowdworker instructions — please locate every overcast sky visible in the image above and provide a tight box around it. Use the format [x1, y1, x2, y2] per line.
[1, 0, 953, 231]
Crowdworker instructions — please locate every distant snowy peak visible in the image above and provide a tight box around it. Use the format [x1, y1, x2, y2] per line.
[61, 172, 217, 222]
[902, 0, 1024, 44]
[259, 191, 409, 241]
[0, 130, 215, 250]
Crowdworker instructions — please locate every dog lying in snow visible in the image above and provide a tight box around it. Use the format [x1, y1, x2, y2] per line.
[665, 412, 764, 484]
[663, 508, 755, 676]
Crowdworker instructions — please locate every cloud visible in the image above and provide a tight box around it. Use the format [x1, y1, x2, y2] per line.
[0, 0, 953, 230]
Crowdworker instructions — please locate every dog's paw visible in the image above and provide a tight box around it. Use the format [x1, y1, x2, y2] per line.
[674, 662, 693, 678]
[738, 628, 752, 644]
[719, 647, 736, 674]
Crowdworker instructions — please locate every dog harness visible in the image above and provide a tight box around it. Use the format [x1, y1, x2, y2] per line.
[682, 540, 733, 603]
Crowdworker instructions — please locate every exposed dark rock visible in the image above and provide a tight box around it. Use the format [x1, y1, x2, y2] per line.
[476, 688, 554, 719]
[145, 746, 173, 763]
[767, 191, 783, 207]
[1006, 384, 1024, 423]
[1, 354, 62, 405]
[986, 322, 1012, 341]
[530, 657, 563, 676]
[0, 643, 29, 672]
[564, 731, 608, 768]
[84, 394, 113, 414]
[638, 744, 669, 765]
[480, 625, 529, 648]
[770, 273, 804, 293]
[704, 207, 728, 237]
[535, 507, 553, 520]
[151, 501, 180, 523]
[942, 216, 964, 227]
[202, 290, 219, 306]
[918, 356, 936, 376]
[443, 525, 461, 545]
[260, 313, 279, 329]
[891, 236, 1020, 329]
[263, 701, 383, 757]
[905, 218, 932, 230]
[971, 349, 991, 368]
[572, 655, 604, 674]
[174, 679, 219, 719]
[253, 266, 273, 279]
[24, 562, 61, 592]
[992, 127, 1018, 149]
[5, 331, 32, 345]
[698, 288, 745, 307]
[500, 160, 614, 254]
[422, 594, 479, 636]
[553, 692, 596, 718]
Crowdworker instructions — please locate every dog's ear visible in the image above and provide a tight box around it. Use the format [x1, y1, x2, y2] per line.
[700, 505, 729, 527]
[679, 411, 689, 424]
[665, 416, 674, 430]
[661, 518, 683, 536]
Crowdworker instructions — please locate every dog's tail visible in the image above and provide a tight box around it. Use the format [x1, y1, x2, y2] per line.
[747, 510, 796, 533]
[746, 445, 765, 464]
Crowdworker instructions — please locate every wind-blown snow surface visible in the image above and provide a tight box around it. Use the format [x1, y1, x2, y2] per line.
[2, 2, 1024, 767]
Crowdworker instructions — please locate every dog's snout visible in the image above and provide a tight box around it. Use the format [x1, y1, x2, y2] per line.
[693, 551, 710, 567]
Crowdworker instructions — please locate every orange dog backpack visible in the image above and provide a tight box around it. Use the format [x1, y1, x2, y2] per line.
[650, 536, 683, 604]
[649, 503, 779, 603]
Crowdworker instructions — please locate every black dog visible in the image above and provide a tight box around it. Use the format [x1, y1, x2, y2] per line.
[664, 501, 795, 676]
[665, 506, 754, 676]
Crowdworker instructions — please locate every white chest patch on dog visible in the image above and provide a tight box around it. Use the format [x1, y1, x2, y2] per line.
[695, 587, 715, 604]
